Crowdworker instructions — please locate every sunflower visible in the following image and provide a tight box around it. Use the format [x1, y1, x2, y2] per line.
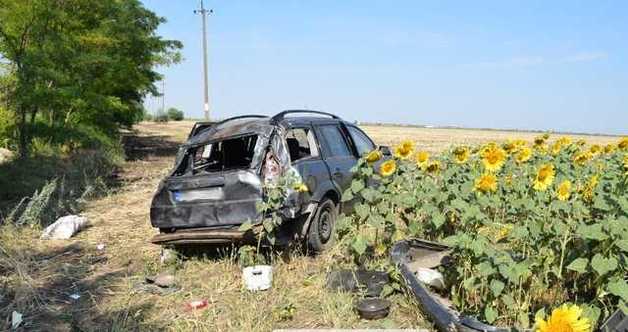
[551, 142, 562, 156]
[603, 144, 616, 154]
[589, 144, 602, 155]
[619, 137, 628, 150]
[542, 133, 550, 140]
[556, 180, 572, 201]
[503, 140, 517, 154]
[576, 139, 586, 146]
[573, 151, 591, 166]
[393, 140, 414, 159]
[426, 161, 441, 174]
[556, 137, 572, 146]
[623, 154, 628, 175]
[515, 146, 533, 163]
[534, 135, 547, 146]
[481, 144, 507, 172]
[474, 173, 498, 193]
[535, 304, 591, 332]
[365, 150, 382, 164]
[293, 183, 309, 193]
[533, 164, 555, 191]
[581, 175, 598, 202]
[415, 151, 430, 169]
[452, 146, 470, 164]
[379, 159, 397, 177]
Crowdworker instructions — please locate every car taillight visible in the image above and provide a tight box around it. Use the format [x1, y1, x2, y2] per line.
[262, 150, 280, 184]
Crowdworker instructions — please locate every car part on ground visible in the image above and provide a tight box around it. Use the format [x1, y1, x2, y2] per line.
[326, 269, 389, 298]
[355, 298, 392, 320]
[242, 265, 273, 291]
[391, 239, 518, 332]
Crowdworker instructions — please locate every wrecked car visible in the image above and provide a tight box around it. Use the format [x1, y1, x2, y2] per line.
[150, 110, 389, 253]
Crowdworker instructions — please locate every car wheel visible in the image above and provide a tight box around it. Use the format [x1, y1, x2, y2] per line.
[307, 198, 337, 254]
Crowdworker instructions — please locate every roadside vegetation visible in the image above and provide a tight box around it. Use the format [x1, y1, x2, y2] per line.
[339, 134, 628, 330]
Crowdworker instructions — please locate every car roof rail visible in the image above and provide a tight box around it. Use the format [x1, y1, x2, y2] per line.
[214, 114, 269, 127]
[271, 109, 340, 123]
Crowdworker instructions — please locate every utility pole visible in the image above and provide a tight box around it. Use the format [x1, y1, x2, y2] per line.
[161, 80, 166, 113]
[194, 1, 212, 121]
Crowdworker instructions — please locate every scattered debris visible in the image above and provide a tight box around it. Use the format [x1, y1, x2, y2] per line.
[242, 265, 273, 291]
[69, 293, 81, 300]
[96, 243, 105, 251]
[414, 267, 445, 290]
[355, 298, 391, 320]
[0, 147, 13, 165]
[11, 311, 22, 329]
[40, 215, 89, 240]
[185, 299, 208, 311]
[146, 273, 176, 288]
[326, 269, 389, 297]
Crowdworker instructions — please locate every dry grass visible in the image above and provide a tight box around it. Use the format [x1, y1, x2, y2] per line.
[1, 120, 619, 331]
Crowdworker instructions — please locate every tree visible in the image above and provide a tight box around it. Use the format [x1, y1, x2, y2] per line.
[0, 0, 182, 157]
[167, 107, 184, 121]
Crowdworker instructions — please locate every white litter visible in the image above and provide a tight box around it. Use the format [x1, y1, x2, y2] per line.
[40, 215, 89, 240]
[415, 267, 445, 290]
[96, 243, 105, 250]
[11, 311, 22, 329]
[69, 293, 81, 300]
[242, 265, 273, 291]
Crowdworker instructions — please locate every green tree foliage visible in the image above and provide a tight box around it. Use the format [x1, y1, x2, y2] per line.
[0, 0, 182, 157]
[166, 107, 184, 121]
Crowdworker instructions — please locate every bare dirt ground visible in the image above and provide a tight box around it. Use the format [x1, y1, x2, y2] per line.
[1, 121, 618, 331]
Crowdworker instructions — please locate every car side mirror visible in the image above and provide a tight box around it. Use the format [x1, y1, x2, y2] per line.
[378, 145, 392, 156]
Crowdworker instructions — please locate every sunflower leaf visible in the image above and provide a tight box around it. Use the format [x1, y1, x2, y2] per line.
[566, 257, 588, 273]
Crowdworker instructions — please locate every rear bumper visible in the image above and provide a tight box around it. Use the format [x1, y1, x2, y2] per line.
[150, 226, 259, 245]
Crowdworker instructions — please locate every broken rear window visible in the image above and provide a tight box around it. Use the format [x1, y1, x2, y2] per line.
[175, 135, 259, 175]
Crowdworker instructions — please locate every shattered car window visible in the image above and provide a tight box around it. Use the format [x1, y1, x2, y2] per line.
[348, 126, 375, 156]
[319, 125, 352, 157]
[286, 128, 319, 162]
[175, 135, 259, 175]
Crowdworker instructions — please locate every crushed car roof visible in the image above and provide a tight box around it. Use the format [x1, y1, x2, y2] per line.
[185, 110, 347, 146]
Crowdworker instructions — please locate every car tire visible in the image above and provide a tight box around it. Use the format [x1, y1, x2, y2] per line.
[307, 198, 337, 254]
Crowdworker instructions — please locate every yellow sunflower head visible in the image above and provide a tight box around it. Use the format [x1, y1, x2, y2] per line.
[503, 140, 517, 154]
[293, 183, 309, 193]
[533, 164, 555, 191]
[379, 159, 397, 177]
[535, 304, 591, 332]
[365, 150, 382, 164]
[573, 151, 592, 166]
[415, 151, 430, 168]
[481, 144, 507, 172]
[551, 142, 563, 156]
[557, 137, 572, 146]
[576, 139, 587, 146]
[393, 140, 414, 159]
[534, 135, 547, 146]
[452, 146, 470, 164]
[580, 175, 599, 202]
[618, 137, 628, 150]
[556, 180, 572, 201]
[589, 144, 602, 155]
[426, 161, 441, 174]
[474, 173, 498, 194]
[515, 146, 533, 164]
[603, 144, 616, 154]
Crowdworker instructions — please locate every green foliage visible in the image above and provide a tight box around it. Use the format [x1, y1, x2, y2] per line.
[0, 0, 182, 156]
[153, 110, 169, 123]
[339, 136, 628, 328]
[167, 107, 184, 121]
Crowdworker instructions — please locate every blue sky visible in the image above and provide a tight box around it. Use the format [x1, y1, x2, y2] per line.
[142, 1, 627, 135]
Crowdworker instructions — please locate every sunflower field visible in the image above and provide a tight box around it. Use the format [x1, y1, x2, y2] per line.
[336, 135, 628, 330]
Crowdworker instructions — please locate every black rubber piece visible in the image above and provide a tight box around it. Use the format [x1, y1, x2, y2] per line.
[306, 199, 337, 253]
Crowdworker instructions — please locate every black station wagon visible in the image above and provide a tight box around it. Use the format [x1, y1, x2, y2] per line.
[150, 110, 389, 253]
